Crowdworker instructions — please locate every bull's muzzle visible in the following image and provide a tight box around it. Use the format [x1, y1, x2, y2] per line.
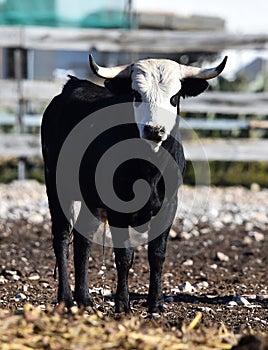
[143, 125, 167, 143]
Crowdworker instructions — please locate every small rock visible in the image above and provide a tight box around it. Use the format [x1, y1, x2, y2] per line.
[209, 264, 218, 270]
[193, 281, 209, 290]
[213, 221, 224, 231]
[250, 183, 260, 192]
[28, 214, 44, 225]
[235, 295, 251, 306]
[180, 232, 192, 240]
[170, 287, 181, 294]
[243, 236, 252, 245]
[226, 300, 238, 307]
[28, 274, 40, 281]
[183, 218, 194, 232]
[179, 281, 196, 293]
[5, 270, 18, 276]
[164, 272, 173, 278]
[248, 231, 264, 242]
[183, 259, 193, 266]
[197, 306, 213, 313]
[0, 276, 8, 284]
[12, 275, 20, 281]
[245, 222, 254, 232]
[169, 229, 178, 239]
[216, 252, 229, 262]
[70, 305, 79, 314]
[15, 293, 27, 300]
[200, 227, 210, 234]
[165, 296, 174, 302]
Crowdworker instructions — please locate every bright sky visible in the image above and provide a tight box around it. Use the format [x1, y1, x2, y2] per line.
[57, 0, 268, 34]
[136, 0, 268, 34]
[134, 0, 268, 34]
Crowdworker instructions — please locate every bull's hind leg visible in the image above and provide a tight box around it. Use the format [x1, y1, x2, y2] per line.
[49, 193, 73, 308]
[73, 206, 100, 307]
[73, 231, 93, 307]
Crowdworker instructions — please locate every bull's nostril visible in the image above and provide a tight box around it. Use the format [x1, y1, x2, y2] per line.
[143, 125, 166, 142]
[158, 127, 166, 135]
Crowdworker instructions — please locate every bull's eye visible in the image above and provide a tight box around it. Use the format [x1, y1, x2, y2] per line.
[170, 94, 179, 107]
[133, 90, 142, 107]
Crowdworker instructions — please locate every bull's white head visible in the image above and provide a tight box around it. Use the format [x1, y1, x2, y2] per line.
[89, 55, 227, 151]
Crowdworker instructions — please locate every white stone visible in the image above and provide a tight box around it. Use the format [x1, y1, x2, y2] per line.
[179, 281, 196, 293]
[235, 295, 251, 306]
[183, 259, 193, 266]
[216, 252, 229, 262]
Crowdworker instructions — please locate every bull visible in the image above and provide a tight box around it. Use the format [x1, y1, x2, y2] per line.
[41, 55, 227, 313]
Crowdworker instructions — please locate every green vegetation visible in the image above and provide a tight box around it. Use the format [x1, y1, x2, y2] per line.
[0, 158, 44, 183]
[1, 158, 268, 188]
[184, 160, 268, 188]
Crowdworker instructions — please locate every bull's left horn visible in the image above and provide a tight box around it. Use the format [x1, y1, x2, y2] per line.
[89, 54, 131, 79]
[180, 56, 228, 80]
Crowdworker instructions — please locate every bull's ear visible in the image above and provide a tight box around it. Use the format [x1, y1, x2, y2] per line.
[180, 78, 209, 98]
[104, 78, 133, 95]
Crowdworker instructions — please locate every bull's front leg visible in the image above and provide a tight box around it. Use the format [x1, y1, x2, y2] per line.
[147, 228, 170, 313]
[147, 195, 178, 314]
[113, 246, 134, 313]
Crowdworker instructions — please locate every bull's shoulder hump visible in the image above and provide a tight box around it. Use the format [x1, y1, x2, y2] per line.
[62, 77, 112, 101]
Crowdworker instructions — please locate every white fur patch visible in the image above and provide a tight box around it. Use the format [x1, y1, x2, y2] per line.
[131, 59, 181, 138]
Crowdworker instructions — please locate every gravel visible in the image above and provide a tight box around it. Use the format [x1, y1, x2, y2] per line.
[0, 180, 267, 335]
[0, 180, 267, 235]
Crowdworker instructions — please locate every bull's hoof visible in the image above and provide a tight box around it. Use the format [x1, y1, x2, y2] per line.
[115, 300, 131, 313]
[74, 292, 94, 308]
[147, 297, 166, 314]
[148, 304, 166, 315]
[58, 289, 74, 309]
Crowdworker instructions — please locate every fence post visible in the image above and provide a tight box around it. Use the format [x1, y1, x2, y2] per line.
[14, 48, 26, 180]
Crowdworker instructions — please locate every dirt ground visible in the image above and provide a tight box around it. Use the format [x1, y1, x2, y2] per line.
[0, 215, 267, 340]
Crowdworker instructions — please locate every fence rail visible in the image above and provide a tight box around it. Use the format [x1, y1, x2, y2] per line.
[1, 134, 268, 161]
[0, 82, 268, 162]
[1, 26, 268, 178]
[1, 79, 268, 116]
[1, 26, 268, 52]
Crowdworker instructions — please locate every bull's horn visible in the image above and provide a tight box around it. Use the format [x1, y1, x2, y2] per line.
[89, 54, 131, 79]
[180, 56, 227, 80]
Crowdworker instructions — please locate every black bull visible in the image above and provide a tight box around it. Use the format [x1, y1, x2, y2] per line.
[40, 48, 232, 313]
[41, 76, 185, 313]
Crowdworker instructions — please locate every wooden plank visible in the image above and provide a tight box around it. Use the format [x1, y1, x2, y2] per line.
[0, 134, 267, 161]
[183, 139, 268, 161]
[0, 79, 63, 102]
[250, 120, 268, 129]
[0, 114, 42, 126]
[180, 118, 249, 130]
[1, 26, 268, 52]
[0, 115, 262, 132]
[180, 91, 268, 115]
[0, 134, 41, 157]
[1, 79, 268, 116]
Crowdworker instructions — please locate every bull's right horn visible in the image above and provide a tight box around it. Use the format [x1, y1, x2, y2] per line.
[179, 56, 228, 80]
[89, 54, 131, 79]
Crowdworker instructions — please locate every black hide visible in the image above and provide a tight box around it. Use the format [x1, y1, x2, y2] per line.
[41, 76, 186, 313]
